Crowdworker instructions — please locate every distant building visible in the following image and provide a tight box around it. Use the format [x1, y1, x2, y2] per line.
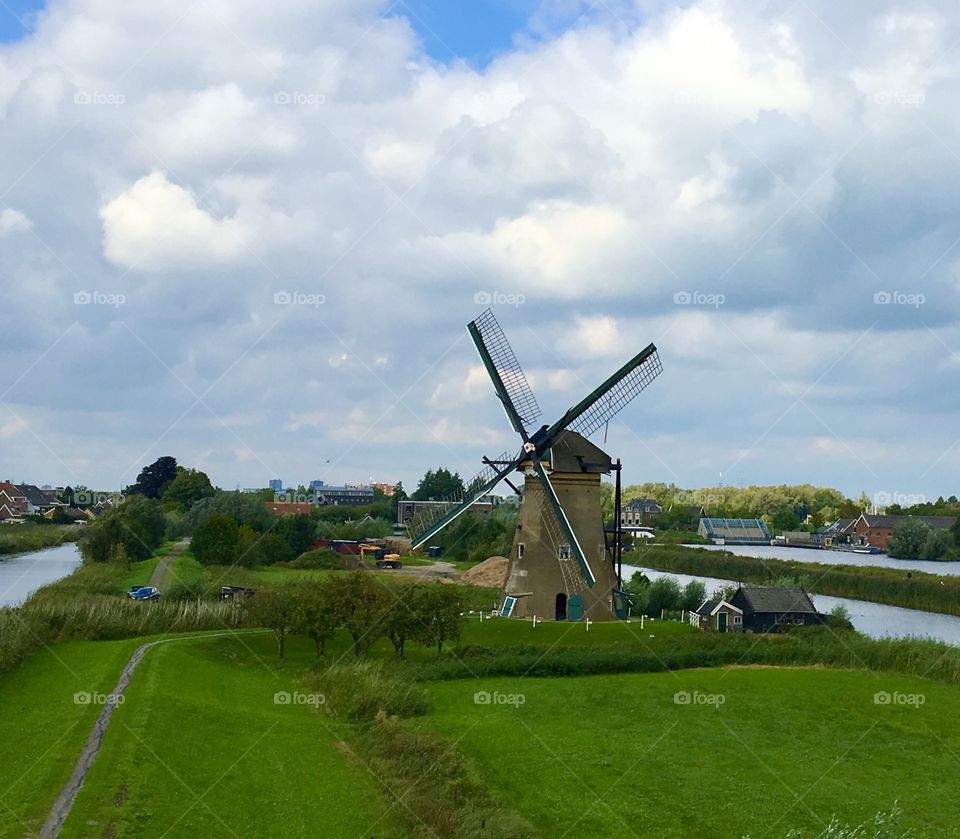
[315, 485, 375, 505]
[850, 513, 957, 551]
[397, 497, 497, 525]
[268, 479, 284, 493]
[620, 499, 662, 527]
[309, 480, 325, 490]
[15, 484, 59, 515]
[0, 482, 27, 521]
[698, 517, 771, 545]
[366, 482, 397, 497]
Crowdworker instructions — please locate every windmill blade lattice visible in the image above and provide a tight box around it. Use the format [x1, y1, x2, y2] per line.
[407, 450, 518, 547]
[565, 347, 662, 439]
[470, 309, 542, 431]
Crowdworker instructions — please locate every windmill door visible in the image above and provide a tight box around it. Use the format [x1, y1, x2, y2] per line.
[567, 595, 583, 622]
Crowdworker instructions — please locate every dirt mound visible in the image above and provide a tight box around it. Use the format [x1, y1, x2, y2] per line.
[457, 556, 508, 588]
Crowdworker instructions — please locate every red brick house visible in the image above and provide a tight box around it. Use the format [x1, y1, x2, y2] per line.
[851, 513, 957, 551]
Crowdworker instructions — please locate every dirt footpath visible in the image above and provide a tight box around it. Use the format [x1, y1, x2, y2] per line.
[148, 539, 189, 588]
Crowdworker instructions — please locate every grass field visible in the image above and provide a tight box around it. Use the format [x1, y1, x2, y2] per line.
[457, 615, 693, 648]
[60, 633, 402, 839]
[0, 637, 150, 837]
[423, 667, 960, 837]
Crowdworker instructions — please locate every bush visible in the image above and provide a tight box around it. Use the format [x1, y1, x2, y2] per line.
[79, 497, 166, 563]
[888, 519, 930, 560]
[315, 662, 428, 721]
[192, 513, 239, 566]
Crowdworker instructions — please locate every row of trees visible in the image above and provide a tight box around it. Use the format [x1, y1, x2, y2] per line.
[246, 574, 462, 659]
[624, 572, 707, 617]
[889, 519, 960, 561]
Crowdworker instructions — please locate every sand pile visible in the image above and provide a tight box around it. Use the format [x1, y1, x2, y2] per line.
[457, 555, 509, 588]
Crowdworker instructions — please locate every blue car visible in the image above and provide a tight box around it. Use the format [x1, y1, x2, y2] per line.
[128, 586, 161, 602]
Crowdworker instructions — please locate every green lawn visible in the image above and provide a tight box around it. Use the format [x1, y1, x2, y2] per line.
[61, 633, 403, 838]
[0, 637, 148, 838]
[457, 614, 693, 647]
[423, 667, 960, 837]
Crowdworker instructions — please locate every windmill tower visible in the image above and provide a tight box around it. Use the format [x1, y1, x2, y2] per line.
[408, 309, 662, 621]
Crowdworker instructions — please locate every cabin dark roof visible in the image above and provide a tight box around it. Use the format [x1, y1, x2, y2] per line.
[861, 514, 957, 530]
[735, 587, 818, 614]
[696, 599, 719, 617]
[824, 518, 855, 534]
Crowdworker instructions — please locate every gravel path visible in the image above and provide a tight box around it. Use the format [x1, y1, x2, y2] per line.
[38, 630, 268, 838]
[148, 539, 189, 589]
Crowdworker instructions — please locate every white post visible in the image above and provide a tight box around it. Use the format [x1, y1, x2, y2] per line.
[641, 615, 645, 630]
[586, 618, 592, 632]
[533, 615, 537, 628]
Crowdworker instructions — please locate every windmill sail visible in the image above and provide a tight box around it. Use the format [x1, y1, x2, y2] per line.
[550, 344, 662, 440]
[468, 309, 542, 435]
[408, 450, 519, 549]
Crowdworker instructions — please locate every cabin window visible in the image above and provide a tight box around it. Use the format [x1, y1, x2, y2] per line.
[734, 615, 742, 625]
[558, 544, 572, 560]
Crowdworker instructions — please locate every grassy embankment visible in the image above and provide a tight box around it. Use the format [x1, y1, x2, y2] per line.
[631, 543, 960, 616]
[0, 524, 79, 556]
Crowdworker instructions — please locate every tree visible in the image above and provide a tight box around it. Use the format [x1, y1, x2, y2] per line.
[644, 577, 682, 616]
[952, 516, 960, 548]
[191, 513, 239, 566]
[921, 529, 954, 561]
[389, 481, 407, 523]
[234, 527, 293, 567]
[383, 584, 425, 658]
[624, 571, 651, 614]
[245, 587, 297, 658]
[680, 580, 707, 612]
[128, 456, 179, 499]
[279, 514, 316, 557]
[771, 508, 801, 534]
[888, 519, 930, 560]
[414, 585, 462, 655]
[412, 468, 464, 501]
[187, 491, 273, 533]
[79, 496, 166, 563]
[291, 581, 340, 660]
[161, 467, 215, 511]
[329, 572, 391, 657]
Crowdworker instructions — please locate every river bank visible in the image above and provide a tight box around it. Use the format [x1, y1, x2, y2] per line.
[629, 543, 960, 617]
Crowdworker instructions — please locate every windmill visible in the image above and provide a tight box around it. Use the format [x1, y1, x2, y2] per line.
[409, 309, 662, 621]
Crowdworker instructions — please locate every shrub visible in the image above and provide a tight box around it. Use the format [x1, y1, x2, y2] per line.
[79, 497, 166, 562]
[191, 513, 239, 566]
[315, 662, 428, 721]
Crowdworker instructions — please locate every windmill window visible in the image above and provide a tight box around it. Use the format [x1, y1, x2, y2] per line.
[517, 543, 525, 559]
[500, 596, 517, 617]
[558, 544, 571, 560]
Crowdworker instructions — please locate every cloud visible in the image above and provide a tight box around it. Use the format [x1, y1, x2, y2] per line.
[0, 209, 32, 235]
[99, 172, 251, 270]
[1, 0, 959, 499]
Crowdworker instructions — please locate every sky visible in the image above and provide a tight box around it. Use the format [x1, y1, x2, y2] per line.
[0, 0, 959, 505]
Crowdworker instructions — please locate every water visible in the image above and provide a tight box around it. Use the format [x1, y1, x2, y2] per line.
[623, 564, 960, 647]
[677, 542, 960, 577]
[0, 543, 82, 607]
